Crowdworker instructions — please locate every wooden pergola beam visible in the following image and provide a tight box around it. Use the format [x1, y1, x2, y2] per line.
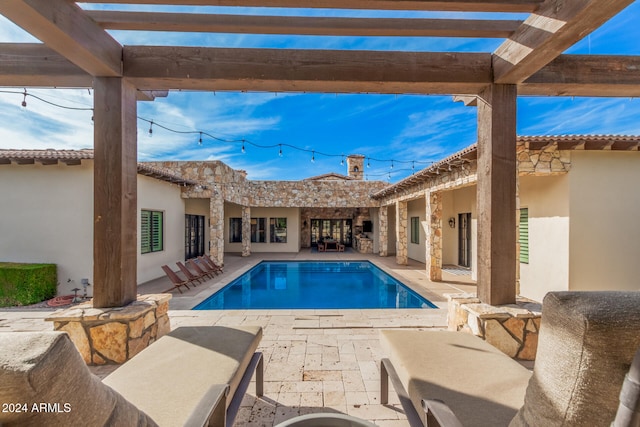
[0, 0, 122, 76]
[123, 46, 492, 94]
[492, 0, 635, 84]
[87, 10, 521, 38]
[78, 0, 543, 13]
[0, 43, 93, 87]
[521, 54, 640, 97]
[453, 95, 478, 106]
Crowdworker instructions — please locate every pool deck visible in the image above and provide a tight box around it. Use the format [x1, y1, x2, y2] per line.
[0, 250, 476, 426]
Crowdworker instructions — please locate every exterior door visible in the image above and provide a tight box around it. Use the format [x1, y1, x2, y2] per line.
[458, 213, 471, 267]
[185, 214, 205, 259]
[310, 219, 353, 247]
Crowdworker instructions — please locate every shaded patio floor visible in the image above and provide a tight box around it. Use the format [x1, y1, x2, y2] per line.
[0, 250, 476, 426]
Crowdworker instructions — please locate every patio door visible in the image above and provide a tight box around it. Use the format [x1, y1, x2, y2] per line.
[185, 214, 205, 260]
[310, 219, 353, 247]
[458, 213, 471, 268]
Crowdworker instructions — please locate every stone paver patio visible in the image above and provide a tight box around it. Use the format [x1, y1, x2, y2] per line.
[0, 251, 476, 426]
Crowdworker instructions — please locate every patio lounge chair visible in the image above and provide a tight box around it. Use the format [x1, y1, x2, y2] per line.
[188, 258, 216, 280]
[177, 260, 206, 284]
[161, 264, 192, 293]
[380, 291, 640, 427]
[197, 256, 222, 276]
[200, 255, 224, 274]
[0, 325, 263, 427]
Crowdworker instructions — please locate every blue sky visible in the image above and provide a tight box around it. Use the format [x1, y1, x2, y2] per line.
[1, 3, 639, 182]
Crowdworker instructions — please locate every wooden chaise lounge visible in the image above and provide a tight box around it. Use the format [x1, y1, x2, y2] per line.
[380, 291, 640, 427]
[0, 325, 263, 427]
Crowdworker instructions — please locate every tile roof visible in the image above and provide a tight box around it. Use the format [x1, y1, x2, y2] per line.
[371, 135, 640, 199]
[0, 149, 200, 187]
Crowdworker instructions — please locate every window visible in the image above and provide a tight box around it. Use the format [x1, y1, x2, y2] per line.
[251, 217, 266, 243]
[410, 217, 420, 244]
[519, 208, 529, 264]
[229, 218, 242, 243]
[141, 210, 163, 254]
[270, 218, 287, 243]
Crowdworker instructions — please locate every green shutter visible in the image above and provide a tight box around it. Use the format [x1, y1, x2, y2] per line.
[141, 210, 151, 254]
[519, 208, 529, 264]
[152, 211, 163, 252]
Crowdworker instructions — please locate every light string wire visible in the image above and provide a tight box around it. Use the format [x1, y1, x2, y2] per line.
[1, 89, 437, 171]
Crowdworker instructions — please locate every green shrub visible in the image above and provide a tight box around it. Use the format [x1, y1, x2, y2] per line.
[0, 263, 57, 307]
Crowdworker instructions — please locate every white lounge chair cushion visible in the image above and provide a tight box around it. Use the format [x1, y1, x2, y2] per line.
[103, 326, 262, 425]
[380, 329, 531, 427]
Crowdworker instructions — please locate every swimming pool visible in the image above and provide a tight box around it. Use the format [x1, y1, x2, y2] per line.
[193, 261, 436, 310]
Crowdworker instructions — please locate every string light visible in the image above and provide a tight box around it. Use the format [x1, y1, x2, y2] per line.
[0, 89, 436, 172]
[412, 161, 415, 175]
[311, 150, 315, 163]
[241, 139, 245, 154]
[340, 155, 344, 166]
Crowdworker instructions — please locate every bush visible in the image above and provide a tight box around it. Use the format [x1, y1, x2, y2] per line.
[0, 263, 57, 307]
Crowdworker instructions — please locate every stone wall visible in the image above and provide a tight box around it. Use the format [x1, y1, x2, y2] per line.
[46, 294, 171, 365]
[447, 293, 541, 360]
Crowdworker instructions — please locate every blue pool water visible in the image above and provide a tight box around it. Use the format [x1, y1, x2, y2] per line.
[193, 261, 436, 310]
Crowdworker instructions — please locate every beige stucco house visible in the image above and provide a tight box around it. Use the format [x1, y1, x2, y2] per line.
[2, 136, 639, 301]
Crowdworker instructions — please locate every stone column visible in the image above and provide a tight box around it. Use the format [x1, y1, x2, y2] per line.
[378, 206, 388, 256]
[242, 205, 251, 257]
[209, 197, 225, 266]
[396, 201, 408, 265]
[426, 191, 443, 281]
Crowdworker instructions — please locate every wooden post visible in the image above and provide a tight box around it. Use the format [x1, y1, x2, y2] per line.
[476, 84, 517, 305]
[93, 77, 138, 308]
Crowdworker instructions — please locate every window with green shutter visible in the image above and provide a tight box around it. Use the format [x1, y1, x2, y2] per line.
[519, 208, 529, 264]
[141, 210, 164, 254]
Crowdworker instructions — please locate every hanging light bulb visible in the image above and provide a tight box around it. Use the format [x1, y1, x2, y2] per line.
[148, 120, 153, 137]
[367, 158, 371, 168]
[198, 132, 203, 146]
[21, 89, 27, 108]
[241, 139, 245, 154]
[278, 144, 283, 157]
[412, 161, 415, 175]
[340, 155, 344, 166]
[390, 160, 394, 169]
[387, 172, 391, 181]
[311, 150, 315, 163]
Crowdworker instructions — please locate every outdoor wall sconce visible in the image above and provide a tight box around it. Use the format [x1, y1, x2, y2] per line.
[448, 217, 456, 228]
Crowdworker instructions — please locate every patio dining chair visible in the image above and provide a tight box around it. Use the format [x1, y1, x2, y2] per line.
[160, 264, 192, 293]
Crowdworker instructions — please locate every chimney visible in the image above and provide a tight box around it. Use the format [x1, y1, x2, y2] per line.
[347, 154, 365, 180]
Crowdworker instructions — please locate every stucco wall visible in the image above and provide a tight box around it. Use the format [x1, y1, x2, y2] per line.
[137, 175, 186, 284]
[407, 198, 426, 263]
[441, 186, 476, 270]
[224, 204, 301, 253]
[0, 161, 94, 296]
[518, 174, 570, 302]
[0, 161, 187, 294]
[568, 151, 640, 292]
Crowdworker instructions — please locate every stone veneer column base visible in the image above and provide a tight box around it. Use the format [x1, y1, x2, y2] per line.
[45, 294, 171, 365]
[446, 293, 541, 361]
